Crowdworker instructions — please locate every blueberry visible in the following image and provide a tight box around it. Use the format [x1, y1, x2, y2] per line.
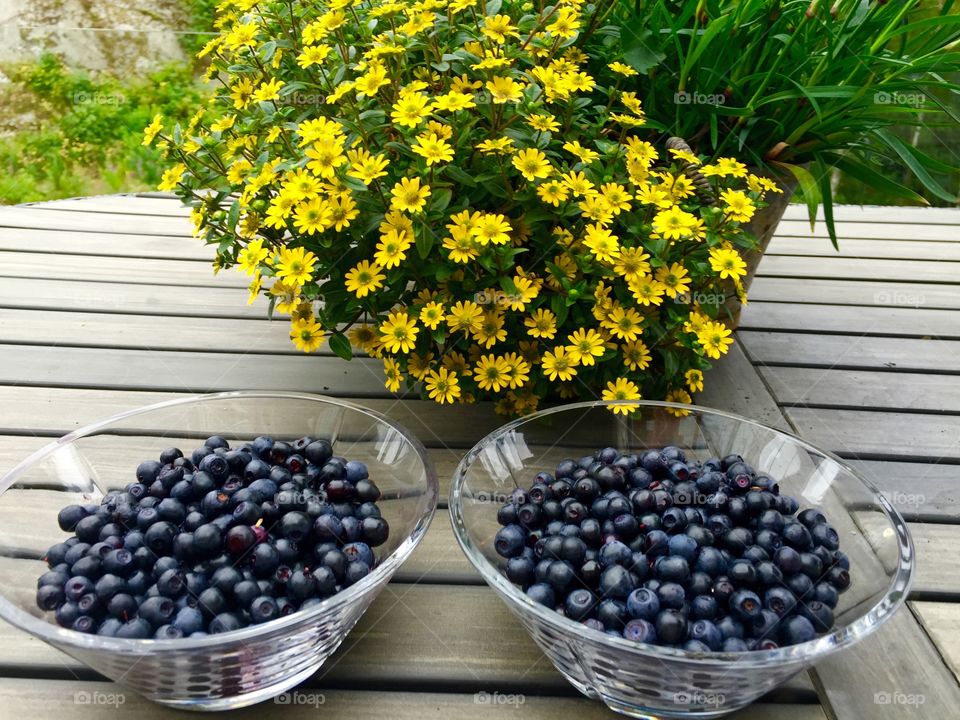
[210, 566, 243, 594]
[599, 565, 634, 598]
[667, 534, 697, 562]
[728, 559, 758, 588]
[750, 609, 780, 639]
[36, 584, 64, 610]
[280, 511, 312, 542]
[716, 615, 744, 640]
[690, 594, 718, 620]
[143, 521, 178, 555]
[154, 624, 183, 640]
[775, 546, 802, 574]
[623, 618, 657, 643]
[313, 514, 345, 544]
[343, 542, 375, 567]
[251, 543, 281, 577]
[786, 572, 814, 599]
[93, 574, 126, 602]
[813, 582, 839, 608]
[779, 615, 817, 645]
[626, 587, 660, 620]
[312, 566, 337, 596]
[798, 600, 835, 632]
[197, 588, 227, 618]
[597, 540, 631, 567]
[361, 517, 389, 546]
[172, 606, 205, 635]
[644, 530, 670, 557]
[811, 523, 840, 551]
[244, 595, 278, 624]
[654, 556, 690, 584]
[782, 522, 812, 550]
[136, 460, 163, 485]
[210, 612, 243, 634]
[826, 566, 851, 592]
[690, 619, 723, 650]
[722, 637, 749, 652]
[695, 547, 727, 577]
[797, 508, 826, 529]
[654, 608, 687, 644]
[596, 598, 629, 630]
[563, 588, 596, 621]
[192, 523, 223, 557]
[139, 596, 175, 627]
[729, 589, 762, 622]
[655, 582, 685, 610]
[799, 552, 824, 579]
[495, 524, 526, 558]
[107, 593, 137, 620]
[57, 504, 90, 532]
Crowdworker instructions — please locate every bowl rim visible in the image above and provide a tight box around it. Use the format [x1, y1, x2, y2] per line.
[0, 390, 440, 650]
[449, 399, 915, 667]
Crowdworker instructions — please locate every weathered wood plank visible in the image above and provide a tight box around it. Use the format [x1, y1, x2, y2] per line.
[739, 331, 960, 373]
[0, 227, 210, 260]
[911, 601, 960, 686]
[758, 367, 960, 414]
[0, 207, 191, 236]
[742, 304, 960, 341]
[0, 277, 262, 318]
[809, 607, 960, 720]
[784, 408, 960, 462]
[780, 204, 960, 225]
[0, 251, 239, 289]
[758, 255, 960, 283]
[0, 679, 827, 719]
[846, 460, 960, 521]
[766, 236, 960, 261]
[25, 195, 193, 217]
[748, 278, 960, 310]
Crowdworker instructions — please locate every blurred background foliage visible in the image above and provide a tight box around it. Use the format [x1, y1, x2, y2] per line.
[0, 0, 956, 207]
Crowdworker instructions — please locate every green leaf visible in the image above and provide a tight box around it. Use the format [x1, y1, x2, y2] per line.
[416, 228, 434, 259]
[770, 162, 820, 230]
[328, 333, 353, 361]
[827, 152, 929, 206]
[661, 348, 679, 380]
[444, 165, 477, 187]
[814, 158, 839, 251]
[875, 128, 958, 203]
[432, 187, 452, 213]
[226, 199, 240, 230]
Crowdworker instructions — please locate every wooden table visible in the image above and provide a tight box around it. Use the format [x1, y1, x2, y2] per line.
[0, 195, 957, 718]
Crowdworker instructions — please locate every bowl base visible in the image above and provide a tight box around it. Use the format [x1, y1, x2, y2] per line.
[600, 695, 743, 720]
[144, 661, 323, 712]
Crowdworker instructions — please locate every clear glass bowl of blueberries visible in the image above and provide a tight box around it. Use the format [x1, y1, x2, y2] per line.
[450, 401, 913, 718]
[0, 391, 438, 710]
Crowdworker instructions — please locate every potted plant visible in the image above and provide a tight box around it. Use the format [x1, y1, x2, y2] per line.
[607, 0, 960, 260]
[146, 0, 820, 415]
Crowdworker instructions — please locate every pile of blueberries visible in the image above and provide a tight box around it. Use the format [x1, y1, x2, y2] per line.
[35, 435, 389, 639]
[494, 446, 851, 652]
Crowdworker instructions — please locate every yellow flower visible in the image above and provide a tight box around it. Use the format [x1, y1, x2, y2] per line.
[297, 44, 331, 68]
[508, 276, 539, 311]
[524, 308, 557, 339]
[390, 177, 431, 214]
[412, 132, 454, 165]
[602, 378, 642, 414]
[355, 61, 391, 96]
[485, 76, 524, 104]
[446, 300, 484, 333]
[471, 310, 507, 348]
[237, 238, 269, 275]
[442, 232, 479, 263]
[566, 327, 605, 366]
[425, 367, 461, 404]
[293, 197, 332, 235]
[600, 183, 632, 215]
[252, 78, 283, 103]
[709, 247, 748, 281]
[655, 262, 692, 299]
[270, 280, 301, 314]
[563, 141, 599, 164]
[290, 318, 325, 353]
[210, 114, 235, 133]
[433, 91, 476, 111]
[305, 138, 346, 178]
[546, 7, 579, 38]
[473, 354, 511, 392]
[246, 273, 262, 304]
[419, 301, 445, 330]
[157, 164, 185, 191]
[685, 369, 705, 393]
[391, 92, 433, 127]
[407, 351, 435, 380]
[276, 246, 318, 286]
[482, 14, 520, 43]
[143, 114, 163, 145]
[512, 148, 551, 182]
[720, 189, 757, 223]
[226, 158, 252, 186]
[224, 21, 258, 51]
[527, 113, 560, 132]
[537, 180, 569, 206]
[652, 205, 699, 240]
[628, 275, 666, 306]
[613, 246, 652, 279]
[472, 213, 512, 245]
[602, 305, 644, 342]
[578, 193, 614, 225]
[668, 147, 700, 165]
[609, 61, 638, 76]
[383, 357, 403, 392]
[665, 388, 693, 416]
[379, 311, 419, 353]
[344, 260, 385, 298]
[346, 148, 389, 185]
[583, 224, 621, 263]
[702, 157, 749, 178]
[375, 228, 413, 268]
[697, 321, 733, 359]
[622, 339, 652, 371]
[327, 195, 358, 232]
[477, 136, 515, 155]
[541, 347, 579, 382]
[621, 91, 645, 117]
[562, 170, 595, 196]
[501, 352, 531, 389]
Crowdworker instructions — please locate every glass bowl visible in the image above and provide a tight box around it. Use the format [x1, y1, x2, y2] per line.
[0, 391, 438, 710]
[449, 401, 913, 719]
